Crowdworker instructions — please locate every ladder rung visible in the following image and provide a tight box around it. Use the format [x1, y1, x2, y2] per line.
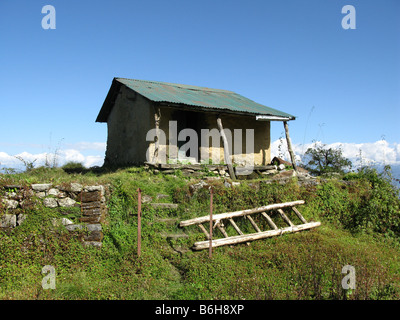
[261, 212, 278, 230]
[228, 218, 250, 246]
[228, 218, 243, 235]
[246, 215, 262, 232]
[198, 223, 210, 239]
[292, 207, 307, 224]
[217, 224, 229, 238]
[277, 209, 294, 227]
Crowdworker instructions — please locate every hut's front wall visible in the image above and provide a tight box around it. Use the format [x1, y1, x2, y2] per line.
[150, 108, 270, 166]
[104, 86, 154, 166]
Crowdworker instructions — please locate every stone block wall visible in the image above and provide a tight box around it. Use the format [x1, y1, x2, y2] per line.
[0, 183, 108, 248]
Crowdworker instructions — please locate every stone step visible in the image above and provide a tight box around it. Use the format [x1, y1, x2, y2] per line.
[161, 232, 189, 239]
[155, 217, 180, 224]
[150, 203, 178, 210]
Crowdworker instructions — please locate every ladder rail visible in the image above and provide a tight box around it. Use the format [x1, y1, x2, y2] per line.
[180, 200, 321, 251]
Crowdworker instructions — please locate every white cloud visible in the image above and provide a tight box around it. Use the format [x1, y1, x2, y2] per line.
[271, 139, 400, 167]
[0, 146, 104, 171]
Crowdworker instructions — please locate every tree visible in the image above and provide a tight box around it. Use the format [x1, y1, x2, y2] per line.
[303, 143, 352, 176]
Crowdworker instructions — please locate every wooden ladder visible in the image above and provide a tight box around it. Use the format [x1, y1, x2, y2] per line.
[179, 200, 320, 251]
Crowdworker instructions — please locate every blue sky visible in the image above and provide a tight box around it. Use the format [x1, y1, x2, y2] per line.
[0, 0, 399, 169]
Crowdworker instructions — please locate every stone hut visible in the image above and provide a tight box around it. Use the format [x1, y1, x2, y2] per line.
[96, 78, 296, 171]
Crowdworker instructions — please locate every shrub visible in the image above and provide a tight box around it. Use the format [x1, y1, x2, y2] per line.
[303, 143, 352, 176]
[62, 162, 86, 174]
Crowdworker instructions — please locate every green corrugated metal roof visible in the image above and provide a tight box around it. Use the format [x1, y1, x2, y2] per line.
[96, 77, 295, 122]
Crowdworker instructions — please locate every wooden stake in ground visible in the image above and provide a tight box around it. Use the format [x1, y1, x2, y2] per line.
[283, 121, 298, 175]
[217, 117, 236, 180]
[209, 187, 213, 259]
[137, 188, 142, 257]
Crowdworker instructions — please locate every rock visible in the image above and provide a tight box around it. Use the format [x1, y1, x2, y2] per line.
[79, 215, 103, 223]
[232, 181, 241, 186]
[84, 185, 104, 194]
[52, 218, 73, 227]
[219, 169, 226, 175]
[47, 188, 60, 196]
[31, 184, 52, 192]
[35, 192, 46, 199]
[87, 224, 102, 232]
[156, 193, 169, 199]
[3, 199, 19, 209]
[189, 180, 208, 192]
[70, 183, 83, 193]
[0, 214, 16, 228]
[6, 192, 17, 199]
[150, 203, 178, 209]
[204, 176, 221, 181]
[278, 164, 286, 171]
[65, 224, 84, 231]
[224, 181, 231, 188]
[141, 195, 152, 203]
[17, 214, 27, 226]
[43, 197, 58, 208]
[262, 169, 279, 175]
[57, 197, 76, 208]
[61, 218, 73, 225]
[84, 230, 103, 242]
[57, 191, 67, 198]
[82, 241, 102, 248]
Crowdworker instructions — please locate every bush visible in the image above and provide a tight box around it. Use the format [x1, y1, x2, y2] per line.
[62, 162, 86, 174]
[303, 143, 352, 176]
[312, 165, 400, 238]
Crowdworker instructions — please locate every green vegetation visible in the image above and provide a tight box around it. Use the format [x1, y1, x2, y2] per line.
[0, 162, 399, 300]
[303, 143, 352, 176]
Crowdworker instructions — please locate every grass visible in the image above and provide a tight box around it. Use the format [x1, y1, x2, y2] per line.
[0, 165, 400, 300]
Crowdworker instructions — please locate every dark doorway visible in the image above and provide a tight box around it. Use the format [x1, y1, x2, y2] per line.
[172, 110, 203, 162]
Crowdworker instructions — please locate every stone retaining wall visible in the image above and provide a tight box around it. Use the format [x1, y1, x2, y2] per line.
[0, 183, 108, 248]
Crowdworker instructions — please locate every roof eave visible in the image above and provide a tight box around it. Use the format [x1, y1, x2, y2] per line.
[255, 115, 296, 121]
[95, 78, 121, 123]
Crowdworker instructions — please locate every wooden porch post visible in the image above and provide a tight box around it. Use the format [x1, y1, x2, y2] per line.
[283, 121, 299, 175]
[217, 117, 236, 180]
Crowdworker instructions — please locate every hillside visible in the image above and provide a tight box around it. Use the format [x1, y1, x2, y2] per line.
[1, 165, 400, 300]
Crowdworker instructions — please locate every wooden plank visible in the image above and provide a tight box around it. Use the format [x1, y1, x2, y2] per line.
[277, 209, 294, 227]
[246, 215, 261, 233]
[292, 207, 307, 224]
[217, 117, 236, 180]
[260, 212, 278, 230]
[179, 200, 305, 227]
[192, 222, 321, 250]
